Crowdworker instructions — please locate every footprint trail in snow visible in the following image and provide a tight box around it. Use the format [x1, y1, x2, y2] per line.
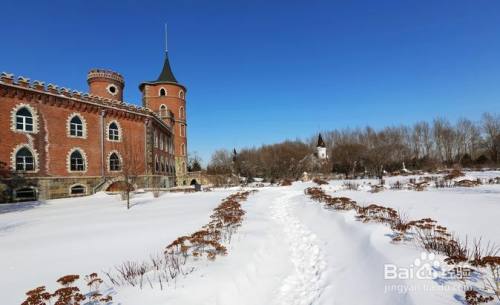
[270, 191, 327, 305]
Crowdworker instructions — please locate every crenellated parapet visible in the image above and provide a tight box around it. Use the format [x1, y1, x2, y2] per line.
[87, 69, 124, 86]
[0, 71, 171, 132]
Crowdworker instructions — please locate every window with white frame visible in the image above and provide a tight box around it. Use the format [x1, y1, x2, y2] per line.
[108, 122, 120, 141]
[159, 104, 167, 117]
[109, 152, 121, 171]
[69, 115, 84, 137]
[16, 147, 35, 171]
[179, 90, 184, 99]
[179, 124, 186, 137]
[159, 88, 167, 96]
[15, 107, 34, 132]
[70, 150, 85, 171]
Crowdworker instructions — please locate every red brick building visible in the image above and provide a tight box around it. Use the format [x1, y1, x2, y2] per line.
[0, 51, 189, 201]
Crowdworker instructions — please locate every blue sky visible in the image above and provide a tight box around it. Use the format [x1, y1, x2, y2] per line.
[2, 0, 500, 162]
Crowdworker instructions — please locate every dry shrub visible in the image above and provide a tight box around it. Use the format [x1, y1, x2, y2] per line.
[414, 223, 468, 258]
[406, 180, 429, 191]
[312, 177, 328, 185]
[280, 179, 293, 186]
[356, 204, 398, 225]
[455, 179, 481, 187]
[465, 289, 494, 305]
[52, 286, 85, 305]
[21, 273, 112, 305]
[57, 275, 80, 286]
[444, 169, 465, 180]
[165, 191, 255, 261]
[304, 187, 358, 211]
[470, 256, 500, 302]
[21, 286, 51, 305]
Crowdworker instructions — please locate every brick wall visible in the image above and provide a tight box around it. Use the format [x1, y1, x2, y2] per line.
[0, 81, 176, 200]
[142, 83, 188, 178]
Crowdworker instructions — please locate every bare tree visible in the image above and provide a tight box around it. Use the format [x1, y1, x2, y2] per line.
[331, 143, 366, 178]
[119, 136, 142, 209]
[482, 113, 500, 163]
[433, 118, 456, 164]
[207, 149, 233, 175]
[207, 114, 495, 180]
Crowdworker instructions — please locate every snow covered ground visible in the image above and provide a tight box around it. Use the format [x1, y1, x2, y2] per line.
[1, 171, 499, 305]
[0, 190, 235, 305]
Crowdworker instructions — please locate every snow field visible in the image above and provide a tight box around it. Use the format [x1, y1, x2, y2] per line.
[1, 171, 499, 305]
[0, 190, 235, 305]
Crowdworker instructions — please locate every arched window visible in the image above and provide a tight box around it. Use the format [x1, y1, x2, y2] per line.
[179, 124, 186, 137]
[70, 150, 85, 171]
[159, 104, 167, 117]
[155, 155, 160, 172]
[108, 122, 120, 141]
[16, 147, 34, 171]
[69, 115, 83, 137]
[159, 88, 167, 96]
[16, 107, 33, 132]
[161, 157, 165, 172]
[109, 152, 121, 171]
[159, 135, 163, 150]
[70, 184, 86, 196]
[179, 90, 184, 99]
[154, 131, 158, 148]
[179, 106, 185, 119]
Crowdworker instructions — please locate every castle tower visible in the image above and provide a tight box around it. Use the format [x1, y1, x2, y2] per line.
[316, 133, 327, 160]
[87, 69, 125, 102]
[140, 51, 188, 185]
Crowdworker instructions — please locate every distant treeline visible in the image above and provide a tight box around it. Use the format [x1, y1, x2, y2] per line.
[203, 112, 500, 179]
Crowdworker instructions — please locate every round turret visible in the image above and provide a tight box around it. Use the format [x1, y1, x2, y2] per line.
[87, 69, 125, 102]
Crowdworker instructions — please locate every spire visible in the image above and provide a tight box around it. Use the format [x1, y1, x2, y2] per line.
[156, 24, 178, 83]
[317, 133, 326, 148]
[156, 52, 178, 83]
[165, 23, 168, 53]
[139, 27, 185, 92]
